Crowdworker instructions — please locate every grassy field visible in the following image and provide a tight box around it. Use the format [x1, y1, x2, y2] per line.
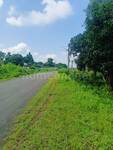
[3, 74, 113, 150]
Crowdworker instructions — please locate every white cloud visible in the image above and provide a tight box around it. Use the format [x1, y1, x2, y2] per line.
[2, 42, 30, 56]
[0, 0, 4, 7]
[1, 42, 67, 64]
[6, 0, 73, 27]
[8, 6, 16, 16]
[33, 52, 57, 62]
[33, 51, 67, 64]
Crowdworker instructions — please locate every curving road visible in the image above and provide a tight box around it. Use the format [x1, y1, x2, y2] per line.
[0, 72, 54, 146]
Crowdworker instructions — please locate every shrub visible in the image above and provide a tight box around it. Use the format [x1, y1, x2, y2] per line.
[58, 68, 69, 75]
[0, 64, 37, 79]
[69, 69, 105, 86]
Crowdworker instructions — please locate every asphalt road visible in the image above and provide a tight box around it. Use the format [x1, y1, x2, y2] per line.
[0, 72, 54, 145]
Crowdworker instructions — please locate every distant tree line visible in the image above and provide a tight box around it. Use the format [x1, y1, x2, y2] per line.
[35, 58, 67, 69]
[68, 0, 113, 89]
[0, 52, 34, 67]
[0, 51, 67, 69]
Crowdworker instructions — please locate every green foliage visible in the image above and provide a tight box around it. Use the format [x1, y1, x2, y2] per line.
[68, 33, 89, 71]
[0, 51, 5, 65]
[68, 33, 83, 55]
[69, 69, 105, 86]
[5, 53, 24, 66]
[34, 62, 44, 68]
[3, 75, 113, 150]
[58, 68, 69, 74]
[68, 0, 113, 89]
[56, 63, 67, 69]
[0, 51, 66, 73]
[3, 52, 35, 67]
[24, 52, 34, 66]
[44, 58, 55, 67]
[86, 0, 113, 70]
[0, 64, 37, 80]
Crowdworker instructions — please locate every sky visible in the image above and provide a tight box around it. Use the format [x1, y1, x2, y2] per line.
[0, 0, 89, 64]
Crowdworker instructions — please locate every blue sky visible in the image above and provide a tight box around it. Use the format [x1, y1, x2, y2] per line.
[0, 0, 89, 63]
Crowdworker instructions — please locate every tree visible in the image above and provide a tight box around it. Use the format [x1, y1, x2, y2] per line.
[68, 34, 84, 56]
[24, 52, 34, 66]
[68, 0, 113, 89]
[0, 51, 5, 65]
[45, 58, 55, 67]
[5, 53, 24, 66]
[5, 52, 12, 64]
[33, 62, 44, 69]
[68, 32, 89, 70]
[85, 0, 113, 89]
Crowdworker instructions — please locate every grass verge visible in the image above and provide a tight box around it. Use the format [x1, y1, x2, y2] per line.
[0, 64, 52, 81]
[0, 64, 37, 81]
[3, 74, 113, 150]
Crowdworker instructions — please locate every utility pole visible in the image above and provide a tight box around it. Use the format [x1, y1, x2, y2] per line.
[71, 60, 74, 69]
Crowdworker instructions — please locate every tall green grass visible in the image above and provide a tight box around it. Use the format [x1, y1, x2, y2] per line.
[3, 74, 113, 150]
[0, 64, 37, 80]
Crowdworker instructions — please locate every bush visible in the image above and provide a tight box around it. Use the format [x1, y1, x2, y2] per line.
[58, 68, 69, 75]
[69, 69, 106, 86]
[0, 64, 37, 80]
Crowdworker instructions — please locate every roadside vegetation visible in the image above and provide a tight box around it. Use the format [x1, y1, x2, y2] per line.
[68, 0, 113, 90]
[3, 73, 113, 150]
[0, 64, 38, 80]
[69, 69, 106, 87]
[0, 51, 67, 80]
[2, 0, 113, 149]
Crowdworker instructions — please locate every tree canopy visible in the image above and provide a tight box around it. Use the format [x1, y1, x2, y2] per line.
[0, 51, 5, 65]
[68, 0, 113, 89]
[24, 52, 34, 66]
[45, 58, 55, 67]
